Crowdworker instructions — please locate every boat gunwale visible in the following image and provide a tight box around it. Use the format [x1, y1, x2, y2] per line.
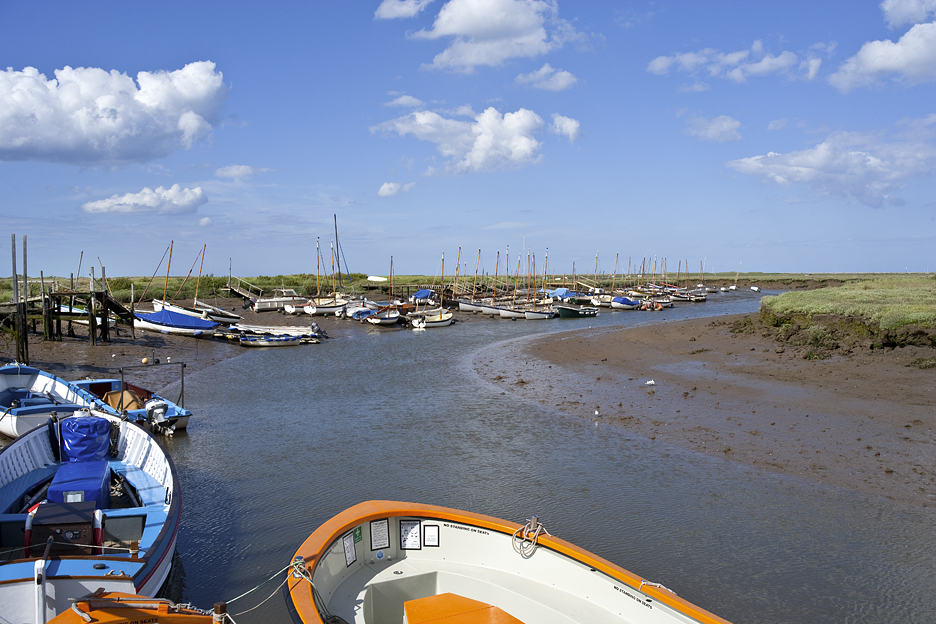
[286, 500, 732, 624]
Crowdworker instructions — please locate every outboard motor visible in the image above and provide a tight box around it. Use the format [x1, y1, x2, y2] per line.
[145, 398, 175, 435]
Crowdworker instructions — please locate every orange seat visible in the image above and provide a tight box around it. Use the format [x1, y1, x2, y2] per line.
[404, 593, 526, 624]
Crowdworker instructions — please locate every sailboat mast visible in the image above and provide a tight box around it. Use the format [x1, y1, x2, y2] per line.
[471, 249, 480, 302]
[315, 238, 321, 296]
[194, 244, 206, 301]
[163, 240, 173, 302]
[593, 251, 598, 292]
[453, 247, 461, 299]
[611, 253, 618, 292]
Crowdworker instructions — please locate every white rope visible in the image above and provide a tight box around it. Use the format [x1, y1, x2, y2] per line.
[639, 579, 677, 595]
[511, 516, 550, 558]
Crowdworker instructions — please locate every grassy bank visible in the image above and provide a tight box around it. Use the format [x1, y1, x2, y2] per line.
[746, 275, 936, 362]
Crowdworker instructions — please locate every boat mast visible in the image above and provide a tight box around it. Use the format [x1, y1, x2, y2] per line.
[162, 240, 173, 302]
[470, 249, 480, 303]
[611, 253, 618, 293]
[452, 246, 461, 300]
[511, 255, 521, 308]
[593, 251, 598, 292]
[315, 238, 321, 297]
[330, 240, 337, 294]
[194, 244, 206, 302]
[493, 251, 499, 299]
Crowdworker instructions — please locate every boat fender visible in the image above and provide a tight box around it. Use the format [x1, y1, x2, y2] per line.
[94, 509, 104, 553]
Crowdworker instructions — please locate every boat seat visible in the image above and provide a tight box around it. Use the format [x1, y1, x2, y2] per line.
[109, 463, 166, 506]
[404, 593, 526, 624]
[0, 465, 60, 514]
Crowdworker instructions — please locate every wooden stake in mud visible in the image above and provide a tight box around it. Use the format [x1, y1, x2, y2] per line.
[89, 267, 97, 346]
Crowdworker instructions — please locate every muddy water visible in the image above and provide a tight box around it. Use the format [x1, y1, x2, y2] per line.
[153, 292, 934, 623]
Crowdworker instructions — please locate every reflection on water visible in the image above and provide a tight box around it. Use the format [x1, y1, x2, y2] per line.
[159, 292, 933, 624]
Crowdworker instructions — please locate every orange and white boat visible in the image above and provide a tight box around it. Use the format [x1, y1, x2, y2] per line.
[284, 500, 732, 624]
[48, 591, 220, 624]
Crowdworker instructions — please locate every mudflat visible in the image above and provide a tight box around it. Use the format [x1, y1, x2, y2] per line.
[473, 313, 935, 507]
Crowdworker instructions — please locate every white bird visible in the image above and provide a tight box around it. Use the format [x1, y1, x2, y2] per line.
[645, 380, 655, 386]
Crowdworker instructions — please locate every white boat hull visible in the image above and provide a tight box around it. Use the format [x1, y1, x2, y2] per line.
[286, 501, 732, 624]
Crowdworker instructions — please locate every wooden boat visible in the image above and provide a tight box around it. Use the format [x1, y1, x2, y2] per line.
[152, 299, 240, 325]
[240, 335, 304, 347]
[134, 310, 218, 336]
[410, 309, 454, 328]
[0, 364, 113, 438]
[284, 500, 732, 624]
[252, 288, 308, 312]
[554, 303, 598, 318]
[60, 305, 116, 329]
[73, 375, 191, 435]
[610, 296, 640, 310]
[0, 364, 190, 439]
[230, 323, 324, 338]
[524, 308, 556, 320]
[365, 309, 401, 326]
[47, 591, 219, 624]
[0, 410, 179, 623]
[303, 294, 349, 316]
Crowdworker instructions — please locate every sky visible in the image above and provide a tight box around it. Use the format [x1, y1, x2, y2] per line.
[1, 0, 935, 281]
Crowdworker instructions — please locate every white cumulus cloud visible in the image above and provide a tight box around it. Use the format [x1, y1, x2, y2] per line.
[0, 61, 227, 165]
[80, 184, 208, 214]
[199, 217, 213, 226]
[726, 116, 936, 207]
[684, 115, 741, 142]
[828, 21, 936, 92]
[648, 40, 816, 83]
[378, 181, 417, 196]
[515, 63, 578, 90]
[549, 114, 581, 142]
[409, 0, 581, 73]
[375, 0, 436, 19]
[372, 106, 557, 173]
[881, 0, 936, 28]
[215, 164, 271, 179]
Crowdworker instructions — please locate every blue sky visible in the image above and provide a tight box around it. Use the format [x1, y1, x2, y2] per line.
[2, 0, 935, 281]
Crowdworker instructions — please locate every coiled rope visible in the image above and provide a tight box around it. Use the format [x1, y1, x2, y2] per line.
[511, 515, 550, 558]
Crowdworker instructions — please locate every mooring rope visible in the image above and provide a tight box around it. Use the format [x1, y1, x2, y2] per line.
[511, 515, 550, 558]
[290, 558, 350, 624]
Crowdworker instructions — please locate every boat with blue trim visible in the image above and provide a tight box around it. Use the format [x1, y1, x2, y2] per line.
[0, 409, 180, 623]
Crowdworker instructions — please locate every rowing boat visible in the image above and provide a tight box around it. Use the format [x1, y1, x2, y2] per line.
[284, 500, 731, 624]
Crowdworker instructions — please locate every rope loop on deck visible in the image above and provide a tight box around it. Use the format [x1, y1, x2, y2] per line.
[512, 515, 550, 558]
[638, 579, 677, 595]
[290, 557, 350, 624]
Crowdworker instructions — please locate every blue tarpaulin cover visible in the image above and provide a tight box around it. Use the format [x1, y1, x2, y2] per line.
[48, 459, 110, 507]
[135, 309, 218, 330]
[412, 289, 434, 299]
[62, 416, 111, 462]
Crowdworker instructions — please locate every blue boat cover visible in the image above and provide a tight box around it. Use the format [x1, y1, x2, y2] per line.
[136, 309, 219, 330]
[48, 459, 110, 507]
[62, 416, 111, 462]
[547, 287, 571, 299]
[412, 289, 434, 299]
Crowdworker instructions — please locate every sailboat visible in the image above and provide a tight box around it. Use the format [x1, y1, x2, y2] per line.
[367, 256, 401, 326]
[137, 242, 218, 335]
[304, 239, 348, 315]
[524, 251, 556, 319]
[152, 245, 241, 324]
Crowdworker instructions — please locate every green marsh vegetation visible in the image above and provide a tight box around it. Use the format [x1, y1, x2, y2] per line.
[755, 275, 936, 362]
